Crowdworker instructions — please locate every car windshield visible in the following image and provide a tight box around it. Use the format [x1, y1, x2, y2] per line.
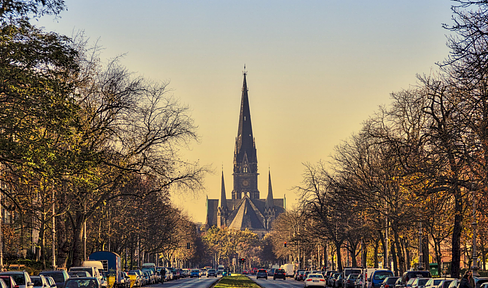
[310, 274, 323, 278]
[2, 274, 24, 285]
[349, 274, 359, 280]
[65, 279, 98, 288]
[374, 272, 393, 280]
[419, 279, 429, 285]
[1, 277, 13, 287]
[32, 277, 44, 286]
[42, 273, 64, 283]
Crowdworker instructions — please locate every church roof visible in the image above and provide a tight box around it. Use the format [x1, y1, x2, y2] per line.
[228, 196, 265, 230]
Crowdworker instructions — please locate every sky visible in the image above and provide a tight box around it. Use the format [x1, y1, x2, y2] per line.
[35, 0, 454, 223]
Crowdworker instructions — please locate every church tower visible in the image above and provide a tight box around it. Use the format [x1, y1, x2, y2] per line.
[264, 170, 276, 230]
[217, 170, 228, 227]
[205, 70, 285, 234]
[232, 71, 259, 200]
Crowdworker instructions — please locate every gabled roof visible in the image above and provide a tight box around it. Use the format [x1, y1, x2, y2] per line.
[228, 196, 265, 230]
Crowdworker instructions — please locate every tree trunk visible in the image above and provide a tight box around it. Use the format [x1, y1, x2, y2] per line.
[71, 213, 85, 267]
[335, 240, 343, 272]
[323, 242, 328, 270]
[451, 189, 463, 278]
[395, 230, 405, 275]
[374, 238, 379, 268]
[423, 232, 430, 272]
[362, 238, 367, 268]
[391, 240, 398, 275]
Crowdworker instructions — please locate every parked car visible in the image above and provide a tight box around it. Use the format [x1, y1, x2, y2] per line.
[447, 279, 461, 288]
[330, 273, 341, 287]
[64, 277, 100, 288]
[68, 272, 91, 278]
[0, 272, 33, 288]
[355, 274, 365, 288]
[401, 271, 432, 285]
[345, 274, 361, 288]
[368, 270, 394, 288]
[326, 271, 338, 283]
[38, 271, 68, 288]
[305, 273, 326, 288]
[425, 278, 443, 288]
[344, 269, 363, 280]
[0, 276, 17, 288]
[127, 271, 142, 287]
[411, 278, 430, 288]
[381, 277, 400, 288]
[335, 274, 344, 288]
[436, 279, 454, 288]
[43, 277, 56, 288]
[256, 269, 268, 280]
[475, 277, 488, 288]
[295, 270, 306, 281]
[273, 269, 286, 280]
[31, 276, 50, 288]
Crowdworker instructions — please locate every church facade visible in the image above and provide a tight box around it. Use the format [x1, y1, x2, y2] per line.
[205, 72, 285, 236]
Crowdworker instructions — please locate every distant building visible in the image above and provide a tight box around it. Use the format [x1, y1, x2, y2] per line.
[205, 71, 285, 236]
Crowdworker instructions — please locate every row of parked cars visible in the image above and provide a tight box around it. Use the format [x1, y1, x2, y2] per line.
[306, 268, 488, 288]
[0, 265, 169, 288]
[0, 270, 99, 288]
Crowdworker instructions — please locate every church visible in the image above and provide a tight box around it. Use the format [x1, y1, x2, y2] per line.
[205, 71, 286, 236]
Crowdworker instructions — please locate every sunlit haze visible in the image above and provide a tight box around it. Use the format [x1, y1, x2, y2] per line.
[35, 0, 453, 223]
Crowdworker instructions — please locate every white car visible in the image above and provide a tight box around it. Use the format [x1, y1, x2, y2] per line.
[305, 273, 326, 287]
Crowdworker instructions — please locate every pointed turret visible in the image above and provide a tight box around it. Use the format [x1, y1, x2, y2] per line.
[266, 170, 274, 208]
[220, 171, 227, 208]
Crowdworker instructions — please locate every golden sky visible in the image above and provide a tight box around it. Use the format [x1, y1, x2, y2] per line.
[37, 0, 453, 223]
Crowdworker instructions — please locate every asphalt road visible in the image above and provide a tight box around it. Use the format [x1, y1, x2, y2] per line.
[145, 275, 308, 288]
[146, 276, 220, 288]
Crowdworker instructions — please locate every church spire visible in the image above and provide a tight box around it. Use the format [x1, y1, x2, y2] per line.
[220, 170, 227, 208]
[266, 169, 274, 208]
[234, 71, 257, 171]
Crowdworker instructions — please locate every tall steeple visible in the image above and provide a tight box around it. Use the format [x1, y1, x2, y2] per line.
[232, 69, 259, 200]
[234, 71, 257, 169]
[220, 170, 227, 208]
[266, 170, 274, 208]
[217, 170, 229, 228]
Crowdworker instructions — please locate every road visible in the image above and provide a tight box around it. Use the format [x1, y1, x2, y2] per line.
[146, 276, 219, 288]
[251, 275, 305, 288]
[145, 275, 307, 288]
